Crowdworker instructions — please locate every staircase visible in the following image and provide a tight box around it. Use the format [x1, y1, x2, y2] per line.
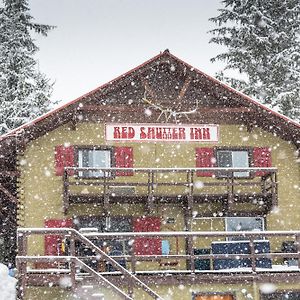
[16, 228, 164, 300]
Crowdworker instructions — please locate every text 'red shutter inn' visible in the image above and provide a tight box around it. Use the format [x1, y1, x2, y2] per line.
[195, 147, 216, 177]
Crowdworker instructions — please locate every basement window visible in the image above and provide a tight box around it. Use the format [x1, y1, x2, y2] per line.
[261, 291, 300, 300]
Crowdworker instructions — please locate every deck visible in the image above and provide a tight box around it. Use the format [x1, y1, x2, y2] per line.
[62, 167, 278, 214]
[17, 228, 300, 299]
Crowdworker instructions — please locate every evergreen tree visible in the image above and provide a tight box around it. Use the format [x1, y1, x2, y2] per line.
[209, 0, 300, 121]
[0, 0, 54, 134]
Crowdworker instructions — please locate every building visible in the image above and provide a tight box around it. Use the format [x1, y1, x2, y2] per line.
[0, 50, 300, 300]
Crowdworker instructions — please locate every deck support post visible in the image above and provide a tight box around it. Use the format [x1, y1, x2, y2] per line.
[16, 233, 28, 299]
[69, 233, 76, 289]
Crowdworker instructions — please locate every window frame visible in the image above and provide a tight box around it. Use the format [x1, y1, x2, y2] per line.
[192, 292, 236, 300]
[75, 145, 115, 179]
[260, 290, 300, 300]
[225, 216, 265, 241]
[215, 147, 253, 179]
[74, 215, 133, 255]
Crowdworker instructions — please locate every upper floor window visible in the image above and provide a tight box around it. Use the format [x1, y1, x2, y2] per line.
[78, 147, 112, 178]
[216, 149, 250, 177]
[54, 145, 133, 177]
[195, 147, 271, 178]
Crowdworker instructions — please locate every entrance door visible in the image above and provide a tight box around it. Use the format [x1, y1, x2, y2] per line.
[194, 295, 234, 300]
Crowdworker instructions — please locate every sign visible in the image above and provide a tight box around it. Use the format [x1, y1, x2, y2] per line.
[106, 124, 219, 142]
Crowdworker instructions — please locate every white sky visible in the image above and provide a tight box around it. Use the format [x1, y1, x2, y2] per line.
[29, 0, 225, 104]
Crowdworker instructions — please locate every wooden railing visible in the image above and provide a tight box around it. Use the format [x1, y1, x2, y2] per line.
[63, 167, 278, 212]
[17, 228, 164, 300]
[17, 228, 300, 298]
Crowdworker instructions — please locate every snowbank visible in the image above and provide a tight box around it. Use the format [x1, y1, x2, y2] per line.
[0, 263, 17, 300]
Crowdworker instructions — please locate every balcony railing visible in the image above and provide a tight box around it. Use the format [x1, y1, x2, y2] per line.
[17, 228, 300, 298]
[63, 167, 278, 213]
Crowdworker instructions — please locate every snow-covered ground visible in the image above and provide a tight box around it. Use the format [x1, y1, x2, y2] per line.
[0, 263, 17, 300]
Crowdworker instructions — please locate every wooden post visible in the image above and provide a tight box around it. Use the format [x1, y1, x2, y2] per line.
[249, 236, 256, 273]
[296, 234, 300, 269]
[63, 170, 69, 214]
[227, 171, 234, 211]
[188, 236, 195, 273]
[127, 279, 134, 299]
[69, 233, 76, 289]
[185, 195, 194, 272]
[272, 171, 278, 207]
[130, 243, 136, 274]
[103, 173, 110, 215]
[17, 232, 28, 299]
[147, 170, 155, 214]
[261, 174, 267, 197]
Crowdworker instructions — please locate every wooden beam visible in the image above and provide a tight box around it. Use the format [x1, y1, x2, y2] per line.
[177, 77, 192, 100]
[147, 195, 155, 215]
[0, 185, 17, 203]
[141, 78, 157, 99]
[0, 171, 20, 177]
[78, 104, 253, 114]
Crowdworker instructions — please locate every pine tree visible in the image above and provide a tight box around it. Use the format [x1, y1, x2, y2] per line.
[209, 0, 300, 121]
[0, 0, 54, 134]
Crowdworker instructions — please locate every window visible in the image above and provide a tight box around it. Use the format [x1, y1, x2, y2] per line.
[193, 293, 234, 300]
[217, 149, 250, 177]
[225, 217, 264, 241]
[75, 216, 132, 254]
[261, 291, 300, 300]
[78, 147, 112, 178]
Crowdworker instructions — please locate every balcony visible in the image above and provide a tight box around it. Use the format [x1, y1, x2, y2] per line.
[63, 167, 278, 214]
[16, 228, 300, 299]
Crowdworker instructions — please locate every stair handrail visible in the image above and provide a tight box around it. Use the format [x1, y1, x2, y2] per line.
[16, 255, 133, 300]
[71, 229, 164, 300]
[17, 228, 164, 300]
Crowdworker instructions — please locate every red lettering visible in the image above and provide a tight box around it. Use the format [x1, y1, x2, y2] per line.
[203, 128, 210, 140]
[172, 128, 178, 139]
[128, 127, 135, 139]
[140, 127, 146, 139]
[190, 128, 194, 140]
[162, 128, 167, 139]
[193, 128, 202, 140]
[178, 128, 186, 139]
[113, 127, 121, 139]
[156, 128, 162, 139]
[121, 127, 127, 138]
[147, 127, 155, 139]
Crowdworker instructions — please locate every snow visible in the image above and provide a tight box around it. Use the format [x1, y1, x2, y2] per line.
[0, 264, 17, 300]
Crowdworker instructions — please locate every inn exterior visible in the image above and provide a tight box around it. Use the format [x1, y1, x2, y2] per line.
[0, 51, 300, 300]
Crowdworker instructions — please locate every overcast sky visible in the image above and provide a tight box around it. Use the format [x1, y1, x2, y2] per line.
[29, 0, 225, 104]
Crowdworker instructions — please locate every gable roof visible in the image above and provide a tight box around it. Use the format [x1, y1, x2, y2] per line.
[0, 50, 299, 161]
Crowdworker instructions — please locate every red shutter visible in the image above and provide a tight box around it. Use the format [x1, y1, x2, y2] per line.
[64, 146, 75, 176]
[195, 148, 216, 177]
[133, 217, 161, 255]
[44, 219, 73, 255]
[253, 147, 272, 176]
[115, 147, 133, 176]
[55, 145, 64, 176]
[55, 145, 75, 176]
